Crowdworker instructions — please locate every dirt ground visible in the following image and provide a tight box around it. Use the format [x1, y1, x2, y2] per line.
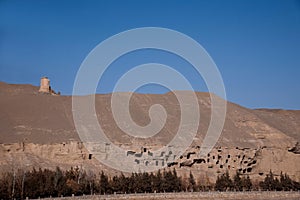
[40, 191, 300, 200]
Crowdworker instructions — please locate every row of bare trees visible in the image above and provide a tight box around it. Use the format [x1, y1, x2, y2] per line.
[0, 167, 96, 199]
[0, 167, 183, 199]
[0, 167, 299, 199]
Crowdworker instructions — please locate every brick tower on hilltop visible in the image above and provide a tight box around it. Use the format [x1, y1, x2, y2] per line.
[38, 77, 60, 95]
[39, 77, 50, 93]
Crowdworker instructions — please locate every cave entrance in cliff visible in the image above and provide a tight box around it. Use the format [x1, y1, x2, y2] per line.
[89, 154, 92, 160]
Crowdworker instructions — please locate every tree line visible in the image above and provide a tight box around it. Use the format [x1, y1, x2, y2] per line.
[215, 170, 300, 192]
[0, 167, 299, 199]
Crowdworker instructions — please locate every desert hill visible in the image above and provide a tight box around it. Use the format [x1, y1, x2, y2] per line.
[1, 81, 299, 146]
[0, 81, 299, 182]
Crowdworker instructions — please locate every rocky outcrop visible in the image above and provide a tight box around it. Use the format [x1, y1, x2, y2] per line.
[288, 142, 300, 154]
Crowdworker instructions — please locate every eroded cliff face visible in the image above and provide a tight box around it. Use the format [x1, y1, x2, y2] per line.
[172, 145, 300, 183]
[1, 141, 299, 183]
[0, 82, 299, 182]
[0, 141, 119, 177]
[0, 141, 91, 170]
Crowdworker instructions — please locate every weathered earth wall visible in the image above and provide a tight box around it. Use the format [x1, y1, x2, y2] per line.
[1, 141, 299, 183]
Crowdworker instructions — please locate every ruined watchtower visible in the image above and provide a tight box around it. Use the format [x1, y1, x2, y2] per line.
[39, 77, 50, 93]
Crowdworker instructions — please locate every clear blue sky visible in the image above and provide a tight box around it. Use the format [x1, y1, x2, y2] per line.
[0, 0, 300, 109]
